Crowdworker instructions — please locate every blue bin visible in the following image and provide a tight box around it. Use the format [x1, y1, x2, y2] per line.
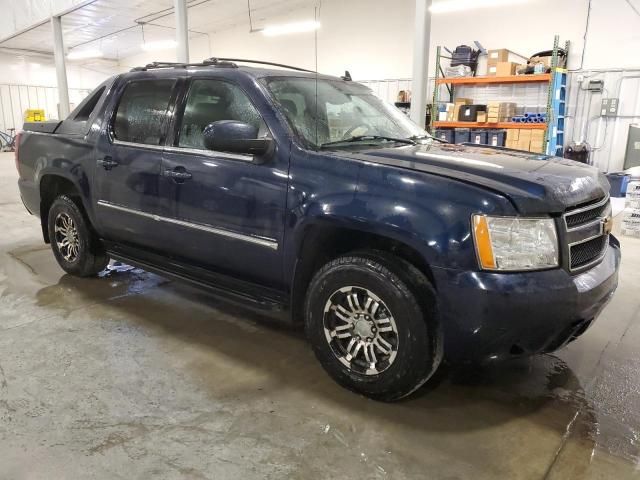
[487, 130, 506, 147]
[454, 128, 471, 144]
[434, 129, 454, 143]
[606, 173, 630, 197]
[470, 129, 488, 145]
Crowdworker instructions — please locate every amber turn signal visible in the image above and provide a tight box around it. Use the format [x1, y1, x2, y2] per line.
[472, 215, 497, 270]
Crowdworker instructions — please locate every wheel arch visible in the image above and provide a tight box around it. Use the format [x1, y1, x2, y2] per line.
[289, 221, 437, 325]
[39, 174, 84, 243]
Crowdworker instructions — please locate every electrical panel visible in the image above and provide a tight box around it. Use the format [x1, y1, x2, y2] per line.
[601, 98, 620, 117]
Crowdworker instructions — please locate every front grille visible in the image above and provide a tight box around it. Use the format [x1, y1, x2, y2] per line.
[563, 196, 611, 273]
[565, 197, 610, 229]
[570, 235, 608, 270]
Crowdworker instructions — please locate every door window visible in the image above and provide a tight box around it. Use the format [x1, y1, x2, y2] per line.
[112, 79, 176, 145]
[178, 79, 266, 150]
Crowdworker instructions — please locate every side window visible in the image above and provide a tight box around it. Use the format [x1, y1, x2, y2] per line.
[112, 79, 175, 145]
[73, 86, 105, 121]
[178, 79, 265, 150]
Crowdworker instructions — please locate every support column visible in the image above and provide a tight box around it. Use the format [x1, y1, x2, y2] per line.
[409, 0, 432, 128]
[51, 16, 70, 119]
[174, 0, 189, 63]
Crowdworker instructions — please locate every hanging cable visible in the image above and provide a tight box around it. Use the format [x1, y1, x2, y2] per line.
[624, 0, 640, 17]
[570, 0, 592, 71]
[247, 0, 254, 32]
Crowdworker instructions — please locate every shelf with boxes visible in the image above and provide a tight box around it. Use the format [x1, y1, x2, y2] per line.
[435, 74, 551, 85]
[430, 36, 569, 156]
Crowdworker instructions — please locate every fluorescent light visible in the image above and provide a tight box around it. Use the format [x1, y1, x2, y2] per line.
[430, 0, 529, 14]
[141, 39, 177, 51]
[67, 48, 104, 60]
[261, 20, 320, 36]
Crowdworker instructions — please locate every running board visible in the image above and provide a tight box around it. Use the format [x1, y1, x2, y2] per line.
[105, 244, 288, 315]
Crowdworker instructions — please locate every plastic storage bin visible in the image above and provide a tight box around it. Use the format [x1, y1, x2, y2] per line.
[606, 173, 630, 198]
[487, 130, 506, 147]
[434, 129, 454, 143]
[454, 128, 471, 144]
[470, 129, 488, 145]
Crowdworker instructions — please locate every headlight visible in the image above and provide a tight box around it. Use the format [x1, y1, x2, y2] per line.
[472, 215, 559, 271]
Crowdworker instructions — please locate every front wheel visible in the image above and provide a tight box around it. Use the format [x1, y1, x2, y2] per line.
[304, 253, 441, 401]
[47, 195, 109, 277]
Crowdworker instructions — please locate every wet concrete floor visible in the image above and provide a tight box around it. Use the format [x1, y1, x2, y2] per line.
[1, 153, 640, 479]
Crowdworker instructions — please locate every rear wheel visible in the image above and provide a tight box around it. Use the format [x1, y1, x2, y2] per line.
[304, 253, 440, 401]
[47, 195, 109, 277]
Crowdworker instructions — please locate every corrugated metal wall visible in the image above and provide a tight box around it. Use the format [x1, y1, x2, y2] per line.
[0, 84, 91, 133]
[361, 69, 640, 173]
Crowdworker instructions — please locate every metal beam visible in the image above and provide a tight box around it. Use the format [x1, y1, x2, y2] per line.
[409, 0, 432, 128]
[51, 16, 70, 119]
[174, 0, 189, 63]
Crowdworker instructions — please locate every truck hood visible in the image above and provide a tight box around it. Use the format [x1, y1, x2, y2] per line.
[337, 142, 609, 214]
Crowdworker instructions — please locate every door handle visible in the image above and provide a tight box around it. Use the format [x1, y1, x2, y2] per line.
[163, 168, 193, 182]
[97, 156, 119, 170]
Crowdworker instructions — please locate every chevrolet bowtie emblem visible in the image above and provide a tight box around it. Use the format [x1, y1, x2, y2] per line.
[602, 216, 613, 235]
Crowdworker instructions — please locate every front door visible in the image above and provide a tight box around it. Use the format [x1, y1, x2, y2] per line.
[93, 77, 179, 252]
[159, 78, 289, 287]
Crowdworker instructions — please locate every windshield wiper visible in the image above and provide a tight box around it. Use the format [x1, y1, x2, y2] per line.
[320, 135, 416, 148]
[410, 134, 448, 144]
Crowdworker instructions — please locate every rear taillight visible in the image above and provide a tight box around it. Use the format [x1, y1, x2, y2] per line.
[14, 132, 21, 176]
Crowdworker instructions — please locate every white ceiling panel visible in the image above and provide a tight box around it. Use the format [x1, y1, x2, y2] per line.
[0, 0, 317, 61]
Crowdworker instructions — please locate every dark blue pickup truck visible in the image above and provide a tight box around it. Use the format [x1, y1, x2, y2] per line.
[16, 58, 620, 400]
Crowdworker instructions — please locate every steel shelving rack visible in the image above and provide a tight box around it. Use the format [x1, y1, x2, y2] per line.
[430, 35, 569, 155]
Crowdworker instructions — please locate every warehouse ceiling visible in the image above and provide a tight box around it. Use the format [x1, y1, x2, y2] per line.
[0, 0, 317, 62]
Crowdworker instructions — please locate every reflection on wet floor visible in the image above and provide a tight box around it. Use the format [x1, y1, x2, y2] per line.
[1, 240, 639, 479]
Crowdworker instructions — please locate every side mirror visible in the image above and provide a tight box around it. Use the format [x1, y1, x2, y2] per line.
[203, 120, 272, 157]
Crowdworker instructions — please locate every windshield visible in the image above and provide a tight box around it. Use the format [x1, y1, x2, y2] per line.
[263, 77, 429, 149]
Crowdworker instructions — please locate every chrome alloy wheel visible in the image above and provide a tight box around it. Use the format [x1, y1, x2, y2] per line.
[323, 286, 399, 375]
[54, 212, 80, 262]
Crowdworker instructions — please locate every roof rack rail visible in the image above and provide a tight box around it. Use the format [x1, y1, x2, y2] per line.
[130, 58, 316, 73]
[130, 60, 238, 72]
[204, 57, 315, 73]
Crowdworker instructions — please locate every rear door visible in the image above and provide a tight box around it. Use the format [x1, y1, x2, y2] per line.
[93, 77, 180, 251]
[158, 77, 290, 287]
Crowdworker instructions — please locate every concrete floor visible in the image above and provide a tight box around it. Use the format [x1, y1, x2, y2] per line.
[1, 152, 640, 479]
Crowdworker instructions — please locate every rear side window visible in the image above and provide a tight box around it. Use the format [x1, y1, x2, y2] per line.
[112, 79, 175, 145]
[74, 86, 105, 121]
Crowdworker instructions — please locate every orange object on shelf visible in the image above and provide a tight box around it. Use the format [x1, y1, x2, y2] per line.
[433, 121, 546, 130]
[435, 74, 552, 85]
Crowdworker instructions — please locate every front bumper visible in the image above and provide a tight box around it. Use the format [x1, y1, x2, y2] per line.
[433, 236, 621, 364]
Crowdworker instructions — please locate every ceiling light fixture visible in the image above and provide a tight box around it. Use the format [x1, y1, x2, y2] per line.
[261, 20, 320, 36]
[67, 48, 104, 60]
[141, 39, 178, 51]
[430, 0, 530, 14]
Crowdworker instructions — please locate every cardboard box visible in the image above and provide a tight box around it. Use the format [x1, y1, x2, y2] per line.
[519, 129, 532, 141]
[445, 103, 455, 121]
[477, 112, 487, 123]
[496, 61, 518, 77]
[488, 49, 510, 63]
[531, 129, 545, 140]
[453, 98, 473, 122]
[506, 129, 520, 142]
[530, 140, 545, 153]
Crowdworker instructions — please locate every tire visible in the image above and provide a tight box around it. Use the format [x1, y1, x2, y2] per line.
[304, 252, 441, 401]
[47, 195, 109, 277]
